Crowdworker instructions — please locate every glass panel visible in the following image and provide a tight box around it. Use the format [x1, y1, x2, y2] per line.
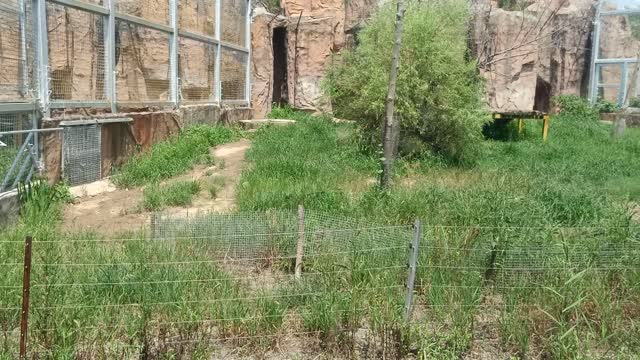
[597, 87, 621, 104]
[116, 21, 171, 104]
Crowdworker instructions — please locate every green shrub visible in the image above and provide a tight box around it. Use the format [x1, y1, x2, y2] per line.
[552, 95, 599, 120]
[629, 96, 640, 108]
[595, 99, 621, 113]
[114, 125, 236, 188]
[326, 0, 487, 165]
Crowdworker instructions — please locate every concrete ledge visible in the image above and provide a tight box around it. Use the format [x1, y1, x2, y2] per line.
[238, 119, 296, 130]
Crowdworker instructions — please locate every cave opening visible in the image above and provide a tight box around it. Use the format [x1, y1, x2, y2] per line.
[272, 26, 288, 107]
[534, 76, 552, 113]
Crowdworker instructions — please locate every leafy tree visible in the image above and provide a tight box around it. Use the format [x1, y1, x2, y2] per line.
[326, 0, 488, 165]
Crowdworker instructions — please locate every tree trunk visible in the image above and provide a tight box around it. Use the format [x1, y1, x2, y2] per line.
[380, 0, 407, 188]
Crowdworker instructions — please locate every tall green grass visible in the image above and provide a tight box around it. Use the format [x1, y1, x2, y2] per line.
[141, 180, 201, 211]
[113, 125, 237, 188]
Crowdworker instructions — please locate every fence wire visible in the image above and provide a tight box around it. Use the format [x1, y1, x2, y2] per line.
[47, 3, 107, 103]
[221, 0, 247, 47]
[220, 47, 247, 101]
[115, 0, 170, 25]
[179, 0, 215, 36]
[0, 0, 35, 101]
[179, 36, 216, 102]
[116, 21, 171, 105]
[1, 212, 638, 358]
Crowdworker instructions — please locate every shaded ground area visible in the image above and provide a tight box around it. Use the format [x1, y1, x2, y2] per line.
[62, 139, 251, 234]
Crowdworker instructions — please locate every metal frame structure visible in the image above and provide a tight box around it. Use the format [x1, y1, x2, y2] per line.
[589, 0, 640, 106]
[39, 0, 252, 110]
[0, 0, 252, 194]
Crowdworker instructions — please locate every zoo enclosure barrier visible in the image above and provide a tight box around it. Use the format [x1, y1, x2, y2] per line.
[0, 0, 252, 194]
[1, 210, 639, 357]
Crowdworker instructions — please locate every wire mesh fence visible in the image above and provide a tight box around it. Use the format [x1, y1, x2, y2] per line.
[0, 0, 35, 102]
[178, 37, 216, 103]
[179, 0, 215, 36]
[47, 3, 107, 103]
[220, 47, 247, 101]
[1, 210, 639, 358]
[116, 21, 172, 105]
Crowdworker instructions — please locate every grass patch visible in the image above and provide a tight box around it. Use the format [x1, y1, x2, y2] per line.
[206, 175, 226, 199]
[113, 125, 237, 188]
[142, 180, 201, 211]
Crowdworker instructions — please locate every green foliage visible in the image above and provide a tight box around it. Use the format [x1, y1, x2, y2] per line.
[552, 95, 599, 120]
[326, 0, 487, 165]
[207, 175, 226, 199]
[17, 180, 71, 225]
[142, 180, 201, 211]
[595, 99, 621, 113]
[113, 125, 237, 188]
[629, 96, 640, 108]
[236, 114, 377, 211]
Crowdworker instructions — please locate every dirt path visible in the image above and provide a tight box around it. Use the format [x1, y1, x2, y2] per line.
[61, 139, 251, 235]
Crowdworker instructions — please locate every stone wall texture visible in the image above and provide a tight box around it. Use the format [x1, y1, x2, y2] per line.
[251, 0, 640, 116]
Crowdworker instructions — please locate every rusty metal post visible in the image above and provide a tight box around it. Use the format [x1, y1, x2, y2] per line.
[19, 235, 33, 359]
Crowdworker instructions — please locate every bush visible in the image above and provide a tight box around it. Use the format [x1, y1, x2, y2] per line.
[552, 95, 599, 120]
[629, 96, 640, 108]
[326, 0, 487, 165]
[595, 99, 621, 113]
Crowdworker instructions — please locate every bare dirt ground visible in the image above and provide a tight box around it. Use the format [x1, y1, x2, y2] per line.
[62, 139, 251, 235]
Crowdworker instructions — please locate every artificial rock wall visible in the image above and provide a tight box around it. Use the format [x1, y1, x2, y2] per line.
[252, 0, 640, 116]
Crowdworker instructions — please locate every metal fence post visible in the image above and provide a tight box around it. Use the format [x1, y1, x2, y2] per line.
[245, 0, 252, 105]
[33, 0, 50, 118]
[169, 0, 179, 108]
[404, 219, 421, 322]
[19, 236, 33, 359]
[214, 0, 222, 103]
[106, 0, 117, 113]
[295, 205, 305, 279]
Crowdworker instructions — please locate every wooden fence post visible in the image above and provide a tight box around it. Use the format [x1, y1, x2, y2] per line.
[404, 220, 421, 322]
[19, 235, 33, 359]
[295, 205, 305, 279]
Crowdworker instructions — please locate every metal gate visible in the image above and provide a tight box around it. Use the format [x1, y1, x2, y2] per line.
[62, 124, 102, 186]
[0, 110, 38, 193]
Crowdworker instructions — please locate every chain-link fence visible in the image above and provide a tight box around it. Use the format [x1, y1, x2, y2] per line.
[1, 210, 638, 358]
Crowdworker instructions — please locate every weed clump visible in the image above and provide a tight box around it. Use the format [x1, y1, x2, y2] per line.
[142, 180, 201, 211]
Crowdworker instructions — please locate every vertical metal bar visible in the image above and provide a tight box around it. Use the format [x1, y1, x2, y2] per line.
[588, 1, 602, 104]
[19, 235, 33, 359]
[169, 0, 179, 107]
[295, 204, 305, 279]
[106, 0, 117, 113]
[620, 62, 628, 106]
[18, 0, 29, 97]
[214, 0, 222, 103]
[33, 0, 49, 118]
[245, 0, 252, 105]
[404, 219, 421, 322]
